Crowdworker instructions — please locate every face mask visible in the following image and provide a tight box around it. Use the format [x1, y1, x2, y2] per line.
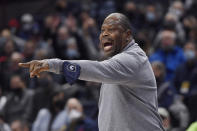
[66, 49, 80, 59]
[68, 109, 82, 122]
[170, 8, 183, 18]
[146, 12, 156, 22]
[184, 50, 195, 60]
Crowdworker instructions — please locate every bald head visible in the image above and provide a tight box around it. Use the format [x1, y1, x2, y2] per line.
[100, 13, 132, 58]
[105, 13, 132, 31]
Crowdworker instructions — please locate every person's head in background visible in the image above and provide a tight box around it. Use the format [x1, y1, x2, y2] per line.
[44, 14, 60, 33]
[21, 13, 34, 32]
[99, 13, 132, 58]
[158, 107, 171, 131]
[151, 61, 166, 87]
[145, 4, 158, 23]
[160, 30, 176, 52]
[3, 39, 17, 57]
[9, 75, 26, 95]
[124, 1, 137, 19]
[1, 29, 12, 40]
[66, 98, 83, 122]
[55, 0, 67, 12]
[57, 26, 70, 42]
[49, 90, 65, 114]
[163, 13, 178, 31]
[11, 120, 29, 131]
[66, 38, 80, 60]
[23, 40, 36, 61]
[169, 1, 184, 19]
[189, 26, 197, 42]
[36, 72, 54, 89]
[34, 49, 49, 60]
[184, 41, 197, 65]
[9, 52, 24, 71]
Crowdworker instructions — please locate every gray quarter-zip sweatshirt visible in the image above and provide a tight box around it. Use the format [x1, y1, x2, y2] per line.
[47, 40, 165, 131]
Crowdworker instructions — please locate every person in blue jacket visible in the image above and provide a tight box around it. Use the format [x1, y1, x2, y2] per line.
[150, 30, 185, 81]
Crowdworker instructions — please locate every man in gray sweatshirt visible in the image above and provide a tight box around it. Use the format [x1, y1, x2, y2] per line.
[19, 13, 165, 131]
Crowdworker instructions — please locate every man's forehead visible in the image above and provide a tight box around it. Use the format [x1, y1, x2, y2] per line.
[102, 16, 121, 27]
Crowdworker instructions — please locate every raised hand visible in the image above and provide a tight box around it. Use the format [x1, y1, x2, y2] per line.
[18, 60, 49, 78]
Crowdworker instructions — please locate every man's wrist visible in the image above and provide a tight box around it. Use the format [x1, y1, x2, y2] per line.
[43, 59, 63, 74]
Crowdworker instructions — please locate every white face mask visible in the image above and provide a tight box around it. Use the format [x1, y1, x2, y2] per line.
[170, 8, 183, 18]
[184, 50, 195, 60]
[68, 109, 82, 122]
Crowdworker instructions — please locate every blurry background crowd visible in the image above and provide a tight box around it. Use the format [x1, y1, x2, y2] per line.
[0, 0, 197, 131]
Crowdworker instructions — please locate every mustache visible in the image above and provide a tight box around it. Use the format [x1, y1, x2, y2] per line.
[100, 37, 113, 43]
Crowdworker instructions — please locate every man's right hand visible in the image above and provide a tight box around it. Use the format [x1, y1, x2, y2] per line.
[18, 60, 49, 78]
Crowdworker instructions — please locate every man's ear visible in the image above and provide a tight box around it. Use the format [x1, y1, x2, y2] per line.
[126, 30, 132, 41]
[127, 30, 132, 37]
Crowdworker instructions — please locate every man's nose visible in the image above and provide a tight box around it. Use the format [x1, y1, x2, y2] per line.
[102, 30, 109, 37]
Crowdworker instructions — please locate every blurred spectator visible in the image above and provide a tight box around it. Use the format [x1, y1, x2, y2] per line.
[183, 16, 197, 41]
[0, 29, 25, 50]
[23, 40, 36, 62]
[188, 26, 197, 43]
[0, 52, 28, 91]
[144, 4, 161, 32]
[168, 1, 185, 20]
[0, 75, 34, 123]
[31, 72, 61, 122]
[163, 13, 185, 44]
[52, 26, 71, 59]
[18, 13, 40, 40]
[152, 61, 189, 130]
[43, 14, 61, 41]
[65, 98, 98, 131]
[8, 18, 19, 35]
[0, 114, 11, 131]
[11, 120, 29, 131]
[123, 1, 145, 32]
[1, 39, 18, 58]
[158, 107, 171, 131]
[173, 41, 197, 122]
[150, 30, 185, 81]
[65, 38, 80, 60]
[169, 95, 189, 131]
[158, 102, 189, 131]
[79, 11, 100, 59]
[32, 89, 68, 131]
[97, 0, 116, 25]
[151, 61, 176, 109]
[174, 42, 197, 96]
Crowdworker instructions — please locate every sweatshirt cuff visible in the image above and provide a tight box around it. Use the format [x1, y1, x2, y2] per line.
[62, 61, 81, 85]
[45, 59, 63, 74]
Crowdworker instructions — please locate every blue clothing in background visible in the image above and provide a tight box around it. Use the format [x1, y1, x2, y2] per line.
[150, 46, 185, 81]
[157, 82, 177, 109]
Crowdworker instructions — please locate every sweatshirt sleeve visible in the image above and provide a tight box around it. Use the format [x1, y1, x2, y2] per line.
[47, 52, 145, 84]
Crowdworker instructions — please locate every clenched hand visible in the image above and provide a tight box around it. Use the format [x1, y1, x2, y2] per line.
[18, 60, 49, 78]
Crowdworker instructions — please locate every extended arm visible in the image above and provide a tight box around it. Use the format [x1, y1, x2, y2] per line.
[19, 52, 145, 84]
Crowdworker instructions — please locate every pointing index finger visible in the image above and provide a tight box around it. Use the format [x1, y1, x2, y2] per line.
[18, 62, 31, 68]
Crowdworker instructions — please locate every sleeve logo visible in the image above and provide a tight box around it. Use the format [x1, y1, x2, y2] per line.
[67, 64, 76, 72]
